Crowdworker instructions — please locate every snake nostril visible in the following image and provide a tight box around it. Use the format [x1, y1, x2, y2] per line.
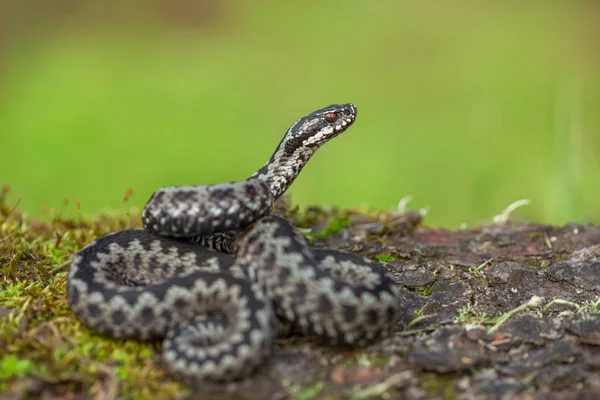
[349, 104, 357, 116]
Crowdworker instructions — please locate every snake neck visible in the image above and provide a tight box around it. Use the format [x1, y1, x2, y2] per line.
[251, 145, 315, 201]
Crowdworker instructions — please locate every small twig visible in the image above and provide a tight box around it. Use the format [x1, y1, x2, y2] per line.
[542, 298, 584, 313]
[487, 295, 542, 334]
[478, 339, 499, 352]
[297, 227, 313, 235]
[397, 196, 413, 213]
[51, 259, 73, 273]
[469, 258, 493, 278]
[407, 313, 437, 329]
[0, 232, 15, 243]
[27, 320, 64, 347]
[352, 370, 413, 399]
[398, 319, 455, 337]
[591, 297, 600, 311]
[545, 297, 600, 314]
[492, 199, 531, 225]
[9, 296, 32, 327]
[7, 198, 22, 218]
[543, 232, 553, 249]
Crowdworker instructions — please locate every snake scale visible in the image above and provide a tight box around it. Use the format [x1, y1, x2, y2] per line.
[66, 104, 401, 383]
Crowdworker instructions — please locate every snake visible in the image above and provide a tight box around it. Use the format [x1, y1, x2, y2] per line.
[66, 103, 401, 384]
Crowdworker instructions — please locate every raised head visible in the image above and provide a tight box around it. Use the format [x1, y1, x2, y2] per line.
[283, 103, 357, 152]
[252, 103, 358, 199]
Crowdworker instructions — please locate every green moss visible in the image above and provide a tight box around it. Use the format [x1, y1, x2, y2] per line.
[289, 381, 326, 400]
[367, 354, 389, 367]
[0, 191, 189, 399]
[415, 284, 433, 297]
[0, 355, 37, 380]
[419, 373, 457, 399]
[311, 213, 352, 240]
[373, 253, 397, 263]
[456, 304, 497, 326]
[343, 357, 356, 367]
[467, 258, 493, 279]
[413, 307, 424, 318]
[400, 282, 434, 298]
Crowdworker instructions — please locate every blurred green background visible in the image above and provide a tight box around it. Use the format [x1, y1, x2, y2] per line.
[1, 1, 598, 227]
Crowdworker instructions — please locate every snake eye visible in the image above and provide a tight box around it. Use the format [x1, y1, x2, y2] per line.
[324, 112, 338, 123]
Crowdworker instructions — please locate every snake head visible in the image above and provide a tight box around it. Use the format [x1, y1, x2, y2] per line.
[252, 103, 358, 199]
[284, 103, 357, 151]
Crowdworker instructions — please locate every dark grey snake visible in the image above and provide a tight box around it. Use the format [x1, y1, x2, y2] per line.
[66, 104, 401, 383]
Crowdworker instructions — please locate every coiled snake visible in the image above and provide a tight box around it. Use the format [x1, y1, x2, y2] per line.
[66, 104, 401, 383]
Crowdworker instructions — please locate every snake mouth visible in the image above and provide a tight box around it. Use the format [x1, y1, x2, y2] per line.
[334, 114, 356, 133]
[345, 103, 358, 118]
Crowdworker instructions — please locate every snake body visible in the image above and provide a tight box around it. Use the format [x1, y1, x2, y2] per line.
[67, 104, 401, 383]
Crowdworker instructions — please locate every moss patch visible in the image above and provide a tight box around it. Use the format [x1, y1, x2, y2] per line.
[373, 254, 397, 263]
[288, 381, 326, 400]
[419, 373, 457, 399]
[0, 186, 188, 399]
[415, 284, 434, 297]
[310, 213, 352, 240]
